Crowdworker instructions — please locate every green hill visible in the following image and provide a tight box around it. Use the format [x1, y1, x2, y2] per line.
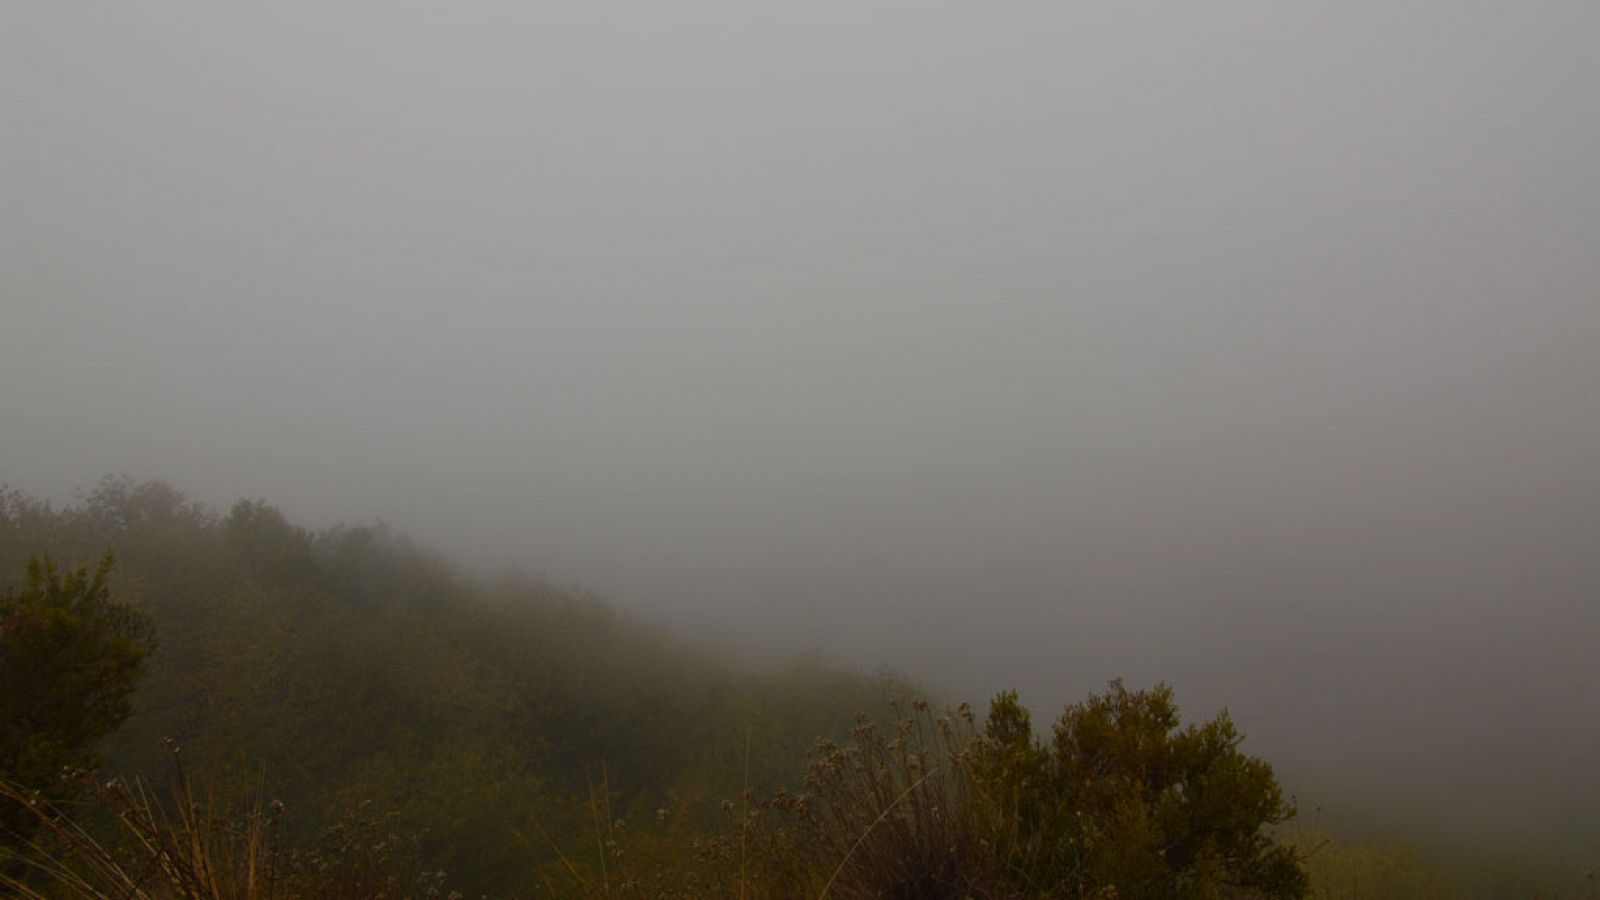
[0, 477, 904, 895]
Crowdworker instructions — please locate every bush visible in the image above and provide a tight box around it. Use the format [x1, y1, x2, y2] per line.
[1038, 681, 1306, 898]
[0, 555, 153, 851]
[709, 684, 1307, 899]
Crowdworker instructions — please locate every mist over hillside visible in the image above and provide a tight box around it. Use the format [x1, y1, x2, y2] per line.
[4, 1, 1598, 888]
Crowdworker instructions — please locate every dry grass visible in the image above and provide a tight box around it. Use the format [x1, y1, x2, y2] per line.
[658, 698, 1035, 900]
[0, 744, 455, 900]
[494, 697, 1020, 900]
[4, 696, 1319, 899]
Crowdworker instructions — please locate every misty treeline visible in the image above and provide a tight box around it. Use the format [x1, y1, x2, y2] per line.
[0, 477, 904, 891]
[0, 478, 1586, 898]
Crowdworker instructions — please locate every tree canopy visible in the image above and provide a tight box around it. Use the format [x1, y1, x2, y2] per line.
[1, 554, 153, 847]
[979, 682, 1308, 898]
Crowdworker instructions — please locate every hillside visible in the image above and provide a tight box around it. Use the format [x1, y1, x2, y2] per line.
[2, 478, 1589, 899]
[0, 477, 905, 895]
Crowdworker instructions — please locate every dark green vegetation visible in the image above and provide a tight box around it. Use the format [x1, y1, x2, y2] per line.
[0, 478, 1591, 898]
[4, 669, 1310, 898]
[692, 687, 1305, 899]
[974, 685, 1305, 897]
[0, 478, 901, 895]
[0, 554, 153, 851]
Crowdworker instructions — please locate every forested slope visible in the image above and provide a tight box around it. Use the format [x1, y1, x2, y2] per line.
[0, 477, 902, 894]
[3, 478, 1586, 899]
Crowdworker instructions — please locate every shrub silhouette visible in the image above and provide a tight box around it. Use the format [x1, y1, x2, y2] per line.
[700, 685, 1307, 899]
[1, 555, 153, 852]
[1039, 680, 1306, 898]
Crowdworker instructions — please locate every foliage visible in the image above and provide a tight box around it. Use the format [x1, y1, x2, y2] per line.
[694, 699, 992, 900]
[0, 553, 153, 850]
[0, 751, 456, 899]
[1041, 681, 1307, 898]
[679, 688, 1307, 900]
[0, 478, 899, 896]
[12, 479, 1548, 899]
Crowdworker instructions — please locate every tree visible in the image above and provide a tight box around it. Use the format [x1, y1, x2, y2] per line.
[1, 555, 153, 840]
[976, 681, 1308, 899]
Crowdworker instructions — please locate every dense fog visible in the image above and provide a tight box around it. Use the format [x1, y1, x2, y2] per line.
[5, 2, 1597, 853]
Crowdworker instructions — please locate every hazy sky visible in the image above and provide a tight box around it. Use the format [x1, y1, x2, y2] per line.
[4, 3, 1598, 846]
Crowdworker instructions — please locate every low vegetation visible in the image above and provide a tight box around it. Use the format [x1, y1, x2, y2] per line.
[0, 478, 1590, 897]
[4, 687, 1307, 899]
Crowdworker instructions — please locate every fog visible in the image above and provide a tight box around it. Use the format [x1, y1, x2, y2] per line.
[4, 2, 1597, 850]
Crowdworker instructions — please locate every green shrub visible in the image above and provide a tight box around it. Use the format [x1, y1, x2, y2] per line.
[1, 555, 153, 851]
[700, 685, 1307, 899]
